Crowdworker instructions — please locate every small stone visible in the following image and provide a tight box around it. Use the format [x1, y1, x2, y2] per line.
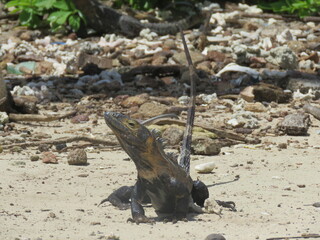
[162, 126, 184, 146]
[240, 86, 254, 102]
[55, 143, 67, 151]
[71, 114, 90, 124]
[163, 39, 177, 50]
[205, 233, 226, 240]
[48, 212, 56, 218]
[297, 184, 305, 188]
[195, 162, 216, 173]
[312, 202, 320, 208]
[206, 51, 226, 62]
[0, 112, 9, 125]
[120, 93, 149, 108]
[192, 136, 221, 155]
[42, 152, 58, 164]
[278, 113, 310, 136]
[278, 143, 287, 149]
[30, 155, 40, 161]
[138, 101, 168, 118]
[244, 102, 267, 112]
[38, 144, 50, 152]
[67, 149, 87, 165]
[11, 146, 23, 153]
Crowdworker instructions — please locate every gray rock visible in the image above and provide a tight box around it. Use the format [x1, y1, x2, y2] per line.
[191, 136, 221, 155]
[267, 46, 298, 70]
[205, 233, 226, 240]
[0, 112, 9, 125]
[278, 113, 310, 136]
[162, 126, 184, 146]
[67, 149, 87, 165]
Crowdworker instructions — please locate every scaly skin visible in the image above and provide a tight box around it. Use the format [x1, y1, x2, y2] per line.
[104, 112, 207, 223]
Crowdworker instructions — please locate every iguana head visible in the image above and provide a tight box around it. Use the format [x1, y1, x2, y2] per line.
[104, 112, 152, 150]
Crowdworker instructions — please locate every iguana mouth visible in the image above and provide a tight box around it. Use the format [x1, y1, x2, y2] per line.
[104, 112, 128, 134]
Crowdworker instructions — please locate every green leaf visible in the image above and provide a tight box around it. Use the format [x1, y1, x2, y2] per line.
[35, 0, 55, 9]
[48, 10, 71, 24]
[76, 10, 86, 24]
[5, 0, 31, 8]
[68, 14, 80, 31]
[19, 9, 33, 25]
[53, 0, 70, 10]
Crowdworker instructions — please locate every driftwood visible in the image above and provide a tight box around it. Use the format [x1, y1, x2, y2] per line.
[303, 104, 320, 121]
[1, 136, 118, 150]
[150, 118, 247, 142]
[9, 111, 77, 122]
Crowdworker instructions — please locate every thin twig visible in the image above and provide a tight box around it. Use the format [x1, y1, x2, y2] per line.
[1, 136, 118, 150]
[266, 234, 320, 240]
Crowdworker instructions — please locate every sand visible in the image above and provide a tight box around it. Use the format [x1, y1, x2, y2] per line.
[1, 116, 320, 240]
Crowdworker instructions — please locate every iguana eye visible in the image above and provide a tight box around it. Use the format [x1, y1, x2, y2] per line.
[127, 120, 136, 128]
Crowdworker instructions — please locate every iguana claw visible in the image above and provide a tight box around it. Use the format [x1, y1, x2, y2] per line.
[127, 215, 155, 225]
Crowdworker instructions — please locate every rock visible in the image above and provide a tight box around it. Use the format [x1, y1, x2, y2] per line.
[253, 83, 292, 103]
[71, 114, 90, 124]
[30, 155, 40, 161]
[163, 39, 177, 50]
[120, 93, 149, 108]
[0, 112, 9, 124]
[303, 104, 320, 121]
[42, 152, 58, 164]
[38, 144, 50, 152]
[206, 51, 226, 62]
[244, 102, 267, 113]
[55, 143, 67, 151]
[13, 95, 38, 114]
[138, 101, 168, 118]
[191, 136, 221, 155]
[205, 233, 226, 240]
[267, 46, 298, 70]
[287, 40, 306, 53]
[278, 113, 310, 136]
[240, 86, 254, 102]
[67, 149, 87, 166]
[205, 234, 226, 240]
[287, 75, 320, 92]
[195, 162, 216, 173]
[162, 126, 184, 146]
[173, 51, 205, 65]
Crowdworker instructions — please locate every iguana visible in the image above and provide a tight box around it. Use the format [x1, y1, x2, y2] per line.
[73, 0, 204, 37]
[101, 31, 208, 223]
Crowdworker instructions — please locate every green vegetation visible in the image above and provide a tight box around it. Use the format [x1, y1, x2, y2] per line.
[5, 0, 86, 32]
[259, 0, 320, 17]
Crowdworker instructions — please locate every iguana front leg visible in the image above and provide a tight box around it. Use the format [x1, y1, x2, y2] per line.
[128, 180, 154, 224]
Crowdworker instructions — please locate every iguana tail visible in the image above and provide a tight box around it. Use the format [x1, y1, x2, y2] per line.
[178, 31, 198, 173]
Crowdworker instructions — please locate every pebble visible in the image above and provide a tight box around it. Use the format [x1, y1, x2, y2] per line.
[71, 114, 90, 124]
[0, 112, 9, 124]
[30, 155, 40, 161]
[120, 93, 149, 108]
[42, 152, 58, 164]
[205, 234, 226, 240]
[244, 102, 267, 113]
[192, 136, 221, 156]
[137, 101, 168, 118]
[67, 149, 87, 165]
[195, 162, 217, 173]
[162, 126, 184, 146]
